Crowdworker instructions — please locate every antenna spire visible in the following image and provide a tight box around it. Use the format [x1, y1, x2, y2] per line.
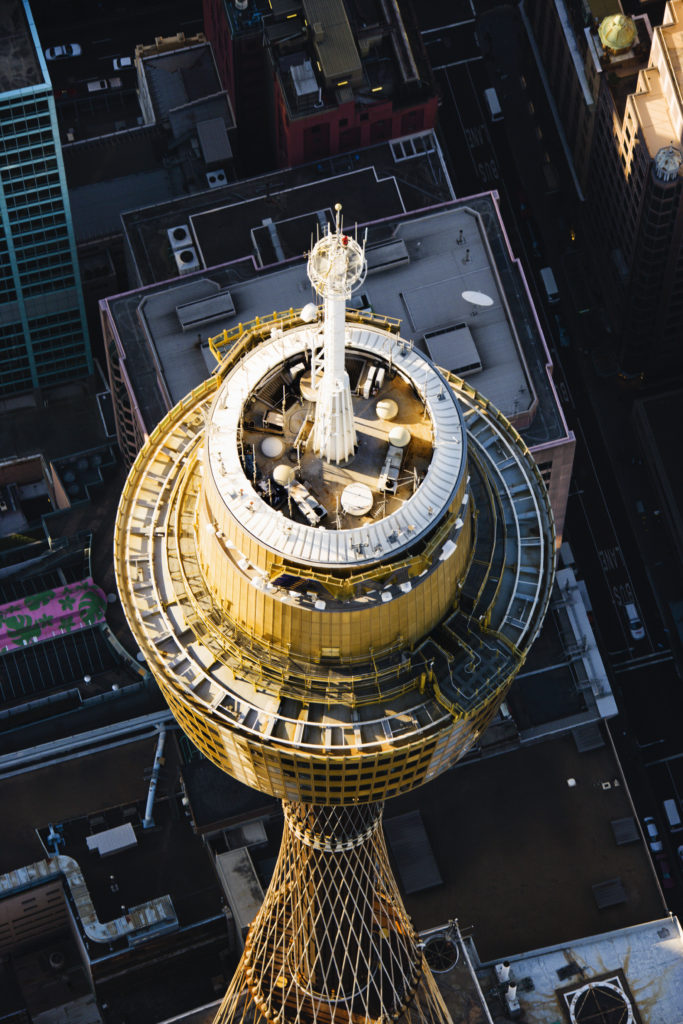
[307, 202, 367, 463]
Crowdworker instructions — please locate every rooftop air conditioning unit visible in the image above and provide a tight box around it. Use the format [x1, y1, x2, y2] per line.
[175, 247, 200, 275]
[167, 224, 192, 251]
[206, 170, 228, 189]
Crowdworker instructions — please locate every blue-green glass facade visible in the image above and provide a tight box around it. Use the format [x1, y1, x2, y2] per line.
[0, 0, 92, 395]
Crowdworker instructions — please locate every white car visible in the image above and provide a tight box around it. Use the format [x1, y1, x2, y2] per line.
[643, 816, 663, 853]
[113, 56, 133, 70]
[624, 602, 645, 640]
[45, 43, 82, 60]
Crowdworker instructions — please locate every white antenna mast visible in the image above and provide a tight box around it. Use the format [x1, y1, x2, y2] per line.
[307, 203, 366, 463]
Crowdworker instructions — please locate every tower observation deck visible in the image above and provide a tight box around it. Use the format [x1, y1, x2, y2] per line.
[115, 206, 555, 1024]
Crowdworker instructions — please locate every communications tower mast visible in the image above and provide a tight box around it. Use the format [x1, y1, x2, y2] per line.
[116, 205, 555, 1024]
[308, 203, 364, 463]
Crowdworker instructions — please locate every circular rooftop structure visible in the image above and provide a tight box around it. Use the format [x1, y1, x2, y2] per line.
[116, 300, 555, 805]
[206, 323, 465, 570]
[654, 145, 683, 182]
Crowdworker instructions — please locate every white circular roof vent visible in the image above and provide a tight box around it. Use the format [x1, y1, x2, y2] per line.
[388, 425, 411, 448]
[273, 464, 296, 486]
[376, 398, 398, 421]
[261, 436, 285, 458]
[341, 483, 373, 517]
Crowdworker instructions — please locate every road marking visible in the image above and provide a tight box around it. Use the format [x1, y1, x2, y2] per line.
[464, 124, 486, 147]
[599, 546, 623, 573]
[613, 652, 674, 674]
[611, 581, 635, 608]
[645, 749, 683, 768]
[421, 20, 476, 34]
[431, 57, 483, 70]
[477, 158, 499, 184]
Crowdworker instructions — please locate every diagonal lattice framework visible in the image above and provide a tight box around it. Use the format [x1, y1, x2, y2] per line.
[215, 803, 452, 1024]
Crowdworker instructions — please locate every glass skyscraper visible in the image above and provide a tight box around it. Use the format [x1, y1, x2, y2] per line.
[0, 0, 91, 395]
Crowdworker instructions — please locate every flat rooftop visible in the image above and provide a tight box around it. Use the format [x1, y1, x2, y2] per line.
[105, 193, 570, 459]
[120, 133, 455, 286]
[141, 43, 230, 124]
[386, 728, 666, 964]
[180, 755, 277, 833]
[0, 385, 109, 464]
[0, 733, 225, 953]
[61, 40, 234, 243]
[631, 6, 683, 161]
[36, 794, 222, 936]
[632, 66, 678, 160]
[0, 1, 45, 95]
[476, 916, 683, 1024]
[0, 735, 164, 874]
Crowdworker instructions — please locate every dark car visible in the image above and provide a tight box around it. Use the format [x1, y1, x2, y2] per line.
[655, 854, 675, 889]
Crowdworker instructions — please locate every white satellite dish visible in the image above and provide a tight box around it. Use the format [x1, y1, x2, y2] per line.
[462, 290, 494, 307]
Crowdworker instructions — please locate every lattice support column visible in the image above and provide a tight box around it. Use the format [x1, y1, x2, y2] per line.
[214, 802, 453, 1024]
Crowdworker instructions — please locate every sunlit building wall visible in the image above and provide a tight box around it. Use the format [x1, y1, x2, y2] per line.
[527, 1, 683, 377]
[0, 0, 91, 396]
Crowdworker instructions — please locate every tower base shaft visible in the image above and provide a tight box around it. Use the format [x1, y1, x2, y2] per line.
[213, 802, 453, 1024]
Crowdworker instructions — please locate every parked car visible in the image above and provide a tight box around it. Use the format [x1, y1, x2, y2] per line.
[655, 854, 675, 889]
[112, 56, 133, 70]
[663, 798, 683, 832]
[45, 43, 81, 60]
[553, 313, 570, 348]
[624, 601, 645, 640]
[87, 79, 108, 93]
[643, 816, 663, 853]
